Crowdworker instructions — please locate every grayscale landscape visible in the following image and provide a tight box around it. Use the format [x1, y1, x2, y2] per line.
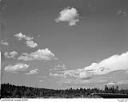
[0, 0, 128, 99]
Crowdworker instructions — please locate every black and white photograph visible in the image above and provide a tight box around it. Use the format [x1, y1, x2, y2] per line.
[0, 0, 128, 101]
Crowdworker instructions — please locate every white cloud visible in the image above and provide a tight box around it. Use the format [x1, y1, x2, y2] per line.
[14, 32, 33, 40]
[14, 32, 38, 48]
[55, 7, 79, 26]
[51, 51, 128, 79]
[18, 48, 57, 61]
[4, 51, 18, 58]
[26, 40, 38, 48]
[83, 51, 128, 76]
[1, 40, 9, 46]
[4, 63, 29, 72]
[26, 69, 38, 75]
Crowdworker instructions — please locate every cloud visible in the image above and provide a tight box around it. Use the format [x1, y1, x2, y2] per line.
[106, 80, 128, 87]
[1, 40, 9, 46]
[49, 72, 64, 78]
[83, 51, 128, 76]
[4, 63, 29, 72]
[14, 32, 38, 48]
[117, 9, 128, 16]
[51, 51, 128, 79]
[70, 51, 128, 79]
[26, 69, 38, 75]
[55, 7, 79, 26]
[14, 32, 33, 40]
[4, 51, 18, 58]
[107, 82, 116, 86]
[18, 48, 57, 61]
[26, 40, 38, 48]
[49, 64, 67, 71]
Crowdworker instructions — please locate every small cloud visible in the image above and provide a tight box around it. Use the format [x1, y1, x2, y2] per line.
[116, 9, 128, 16]
[1, 40, 9, 46]
[49, 72, 64, 77]
[4, 51, 18, 58]
[14, 32, 33, 40]
[107, 82, 116, 86]
[14, 32, 38, 48]
[55, 7, 79, 26]
[26, 40, 38, 48]
[4, 63, 29, 72]
[49, 64, 67, 71]
[26, 69, 38, 75]
[18, 48, 57, 61]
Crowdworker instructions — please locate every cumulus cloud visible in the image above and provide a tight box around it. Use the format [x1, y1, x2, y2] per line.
[55, 7, 79, 26]
[4, 51, 18, 58]
[51, 51, 128, 79]
[26, 40, 38, 48]
[26, 69, 38, 75]
[1, 40, 9, 46]
[83, 51, 128, 76]
[14, 32, 38, 48]
[4, 63, 29, 72]
[14, 32, 33, 40]
[18, 48, 57, 61]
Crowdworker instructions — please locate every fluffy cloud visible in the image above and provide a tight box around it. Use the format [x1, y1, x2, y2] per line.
[1, 40, 9, 46]
[55, 7, 79, 26]
[51, 51, 128, 79]
[14, 32, 33, 40]
[14, 32, 38, 48]
[83, 51, 128, 76]
[26, 69, 38, 75]
[4, 63, 29, 72]
[26, 40, 38, 48]
[18, 48, 57, 61]
[4, 51, 18, 58]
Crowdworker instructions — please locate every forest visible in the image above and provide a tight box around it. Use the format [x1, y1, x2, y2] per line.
[1, 83, 128, 98]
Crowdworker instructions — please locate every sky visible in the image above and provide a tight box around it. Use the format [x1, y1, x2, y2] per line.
[0, 0, 128, 89]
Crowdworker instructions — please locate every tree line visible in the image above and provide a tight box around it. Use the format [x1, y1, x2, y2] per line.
[1, 83, 128, 98]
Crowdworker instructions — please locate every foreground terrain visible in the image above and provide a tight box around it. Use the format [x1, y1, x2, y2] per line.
[1, 83, 128, 98]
